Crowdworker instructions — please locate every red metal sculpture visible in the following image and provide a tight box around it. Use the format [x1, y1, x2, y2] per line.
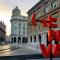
[31, 13, 60, 59]
[31, 13, 37, 26]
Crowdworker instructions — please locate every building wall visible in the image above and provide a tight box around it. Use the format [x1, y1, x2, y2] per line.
[11, 20, 28, 36]
[10, 7, 28, 44]
[0, 22, 6, 41]
[26, 0, 60, 49]
[27, 0, 60, 34]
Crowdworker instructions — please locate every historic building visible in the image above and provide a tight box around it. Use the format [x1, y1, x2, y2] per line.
[10, 7, 28, 44]
[0, 21, 6, 43]
[27, 0, 60, 49]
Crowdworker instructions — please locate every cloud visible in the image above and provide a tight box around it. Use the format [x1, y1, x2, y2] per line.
[0, 4, 11, 16]
[0, 3, 11, 36]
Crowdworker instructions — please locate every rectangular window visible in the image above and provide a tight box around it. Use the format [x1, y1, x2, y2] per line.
[19, 23, 21, 26]
[34, 28, 36, 33]
[23, 31, 25, 35]
[13, 28, 16, 35]
[23, 23, 25, 26]
[44, 6, 49, 13]
[19, 31, 20, 35]
[23, 28, 25, 31]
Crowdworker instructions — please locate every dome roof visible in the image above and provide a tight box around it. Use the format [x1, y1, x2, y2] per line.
[12, 6, 21, 17]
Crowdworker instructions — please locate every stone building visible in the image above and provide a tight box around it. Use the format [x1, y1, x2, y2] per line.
[27, 0, 60, 49]
[10, 7, 28, 44]
[0, 21, 6, 43]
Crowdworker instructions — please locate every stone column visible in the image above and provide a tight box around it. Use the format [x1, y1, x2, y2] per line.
[36, 34, 40, 50]
[16, 37, 18, 44]
[28, 36, 30, 43]
[36, 35, 39, 43]
[21, 36, 22, 43]
[32, 35, 34, 42]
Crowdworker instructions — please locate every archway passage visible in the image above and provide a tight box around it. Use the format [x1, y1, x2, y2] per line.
[11, 37, 16, 43]
[22, 37, 25, 43]
[11, 37, 14, 43]
[18, 37, 21, 43]
[14, 37, 16, 43]
[25, 37, 28, 43]
[30, 36, 32, 42]
[39, 35, 41, 44]
[34, 36, 36, 42]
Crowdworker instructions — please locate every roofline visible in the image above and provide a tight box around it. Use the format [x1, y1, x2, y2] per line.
[27, 0, 45, 14]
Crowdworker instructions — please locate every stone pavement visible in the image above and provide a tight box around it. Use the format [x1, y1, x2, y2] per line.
[0, 44, 41, 56]
[0, 45, 10, 51]
[0, 44, 60, 60]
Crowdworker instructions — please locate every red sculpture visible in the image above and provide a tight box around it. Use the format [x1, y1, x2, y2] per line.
[31, 13, 37, 26]
[40, 15, 60, 57]
[31, 13, 60, 58]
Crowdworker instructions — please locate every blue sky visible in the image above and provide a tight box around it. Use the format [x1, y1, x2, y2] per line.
[0, 0, 39, 36]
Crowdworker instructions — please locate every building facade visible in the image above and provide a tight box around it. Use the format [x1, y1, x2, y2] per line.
[10, 7, 28, 44]
[27, 0, 60, 49]
[0, 21, 6, 43]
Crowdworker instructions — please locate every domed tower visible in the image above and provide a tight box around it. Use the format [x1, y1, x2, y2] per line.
[12, 6, 21, 17]
[10, 6, 28, 44]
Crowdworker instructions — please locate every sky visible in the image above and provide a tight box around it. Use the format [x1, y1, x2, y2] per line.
[0, 0, 39, 36]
